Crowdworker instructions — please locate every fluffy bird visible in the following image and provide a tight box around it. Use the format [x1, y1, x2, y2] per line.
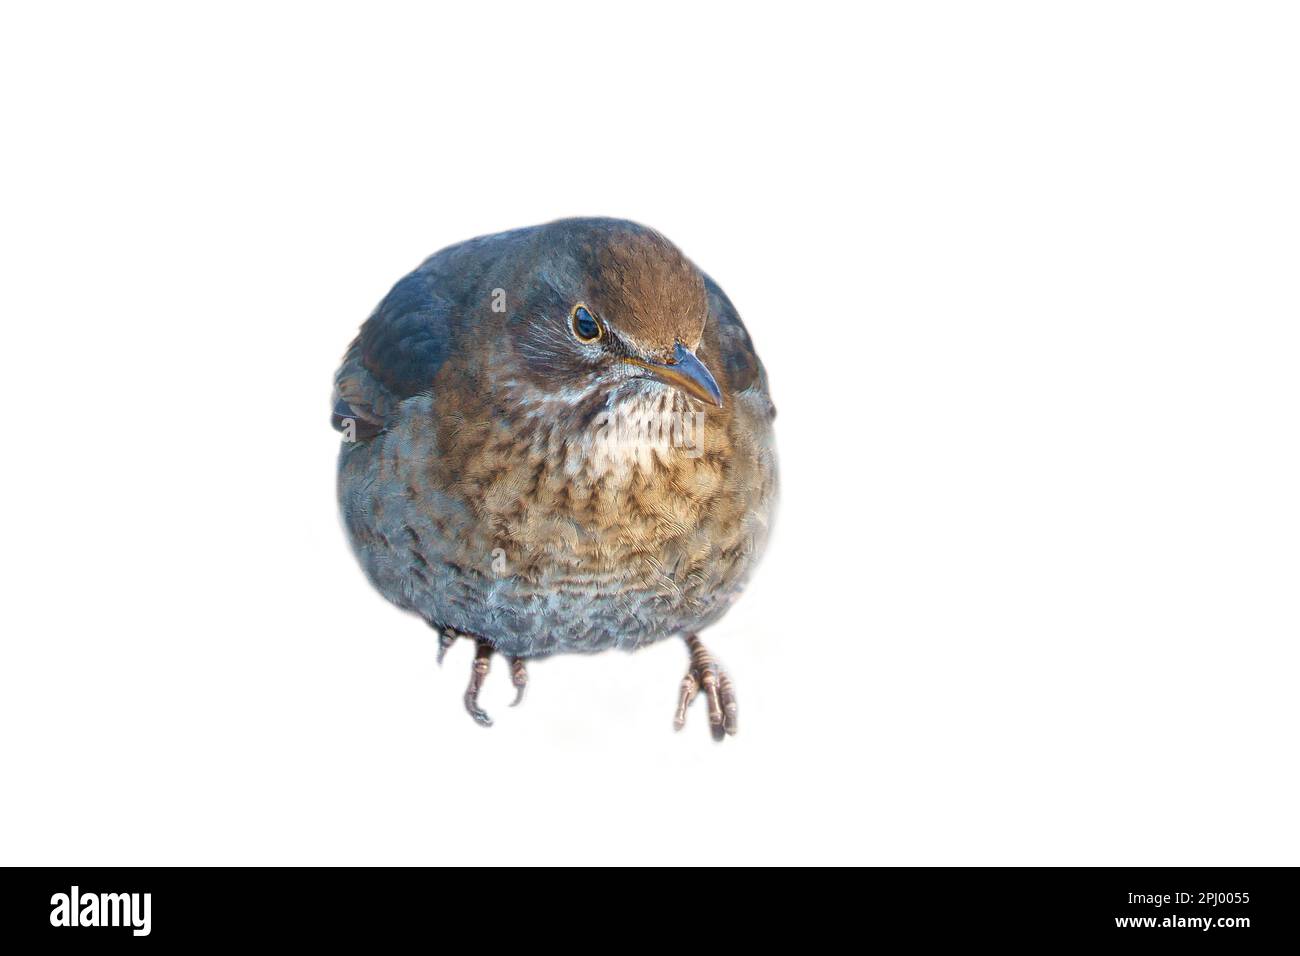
[332, 218, 777, 738]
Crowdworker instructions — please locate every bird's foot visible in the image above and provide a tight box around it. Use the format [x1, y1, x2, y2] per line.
[435, 626, 527, 726]
[674, 634, 738, 741]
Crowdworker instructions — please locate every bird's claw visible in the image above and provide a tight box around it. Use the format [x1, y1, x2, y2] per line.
[509, 657, 527, 707]
[673, 671, 699, 731]
[463, 640, 494, 727]
[436, 628, 457, 666]
[675, 634, 737, 741]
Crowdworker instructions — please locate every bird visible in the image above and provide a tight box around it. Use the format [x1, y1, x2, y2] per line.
[332, 218, 777, 738]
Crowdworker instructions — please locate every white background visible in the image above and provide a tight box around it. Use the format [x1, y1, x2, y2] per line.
[2, 2, 1297, 865]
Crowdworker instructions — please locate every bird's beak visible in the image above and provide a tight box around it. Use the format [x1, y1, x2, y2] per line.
[622, 342, 723, 407]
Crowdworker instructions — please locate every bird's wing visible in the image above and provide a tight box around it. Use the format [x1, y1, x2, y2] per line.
[331, 271, 455, 438]
[702, 273, 776, 417]
[332, 229, 534, 438]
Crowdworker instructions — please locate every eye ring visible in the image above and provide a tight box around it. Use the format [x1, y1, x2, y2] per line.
[570, 304, 603, 343]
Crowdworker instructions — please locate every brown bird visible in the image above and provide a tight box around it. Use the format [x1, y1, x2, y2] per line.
[332, 218, 777, 738]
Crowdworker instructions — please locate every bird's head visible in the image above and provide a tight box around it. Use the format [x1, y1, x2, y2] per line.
[506, 219, 723, 410]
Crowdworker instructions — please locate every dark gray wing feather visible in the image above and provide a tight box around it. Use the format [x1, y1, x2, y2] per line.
[332, 228, 536, 437]
[703, 273, 775, 418]
[331, 271, 455, 438]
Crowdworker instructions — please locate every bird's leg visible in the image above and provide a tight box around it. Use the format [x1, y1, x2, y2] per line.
[675, 634, 738, 740]
[509, 657, 528, 707]
[464, 640, 494, 727]
[436, 625, 458, 666]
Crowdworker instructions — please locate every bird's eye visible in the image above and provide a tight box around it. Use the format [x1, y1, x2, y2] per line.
[570, 304, 603, 343]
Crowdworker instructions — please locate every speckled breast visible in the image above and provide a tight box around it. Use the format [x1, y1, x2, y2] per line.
[338, 389, 778, 658]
